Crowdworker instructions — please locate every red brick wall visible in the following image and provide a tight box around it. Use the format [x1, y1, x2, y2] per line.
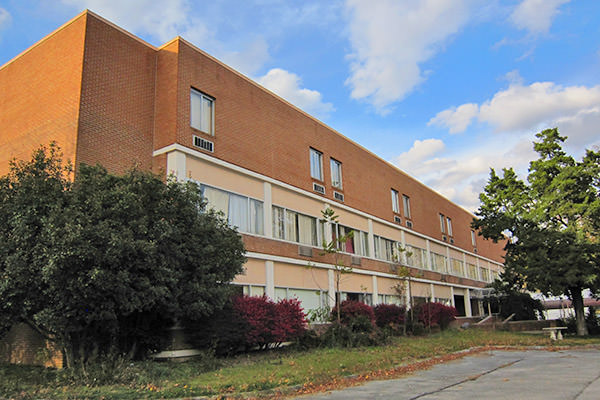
[0, 324, 63, 368]
[75, 13, 156, 174]
[0, 13, 86, 176]
[165, 40, 504, 263]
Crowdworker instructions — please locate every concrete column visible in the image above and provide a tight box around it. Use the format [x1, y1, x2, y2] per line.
[372, 275, 379, 305]
[475, 257, 481, 281]
[263, 182, 272, 238]
[445, 246, 451, 275]
[328, 269, 336, 309]
[430, 283, 435, 303]
[166, 151, 186, 181]
[426, 239, 432, 270]
[400, 230, 407, 264]
[450, 286, 455, 307]
[265, 261, 275, 299]
[462, 252, 468, 277]
[405, 280, 411, 308]
[367, 218, 375, 258]
[465, 288, 472, 317]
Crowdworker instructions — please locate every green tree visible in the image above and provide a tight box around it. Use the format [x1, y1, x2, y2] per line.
[0, 144, 246, 366]
[318, 207, 354, 324]
[473, 129, 600, 336]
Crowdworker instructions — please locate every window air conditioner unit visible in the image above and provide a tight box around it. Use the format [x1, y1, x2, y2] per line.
[442, 235, 447, 241]
[193, 135, 214, 152]
[334, 191, 344, 202]
[351, 256, 361, 266]
[313, 183, 325, 194]
[298, 245, 313, 257]
[394, 216, 402, 224]
[406, 220, 413, 228]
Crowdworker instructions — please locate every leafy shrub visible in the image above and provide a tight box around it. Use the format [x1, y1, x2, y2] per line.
[413, 302, 457, 329]
[319, 321, 384, 348]
[484, 292, 545, 321]
[374, 304, 406, 328]
[272, 298, 308, 344]
[189, 295, 307, 354]
[331, 300, 375, 326]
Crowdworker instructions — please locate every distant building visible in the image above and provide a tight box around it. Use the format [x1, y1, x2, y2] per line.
[0, 10, 504, 320]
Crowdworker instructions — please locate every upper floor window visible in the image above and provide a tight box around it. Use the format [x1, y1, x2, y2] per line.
[190, 89, 214, 135]
[439, 213, 446, 233]
[391, 189, 400, 213]
[310, 148, 323, 181]
[330, 158, 342, 189]
[402, 195, 411, 219]
[446, 217, 453, 236]
[272, 206, 323, 247]
[471, 230, 477, 247]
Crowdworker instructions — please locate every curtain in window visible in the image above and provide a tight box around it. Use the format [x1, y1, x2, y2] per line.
[190, 91, 202, 129]
[272, 206, 285, 239]
[298, 214, 316, 245]
[203, 186, 229, 217]
[288, 288, 321, 311]
[249, 199, 264, 234]
[360, 231, 369, 257]
[228, 193, 248, 232]
[285, 210, 298, 242]
[344, 228, 355, 254]
[310, 150, 322, 180]
[201, 96, 212, 133]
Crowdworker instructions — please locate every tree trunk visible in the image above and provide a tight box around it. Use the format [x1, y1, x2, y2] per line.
[570, 287, 588, 336]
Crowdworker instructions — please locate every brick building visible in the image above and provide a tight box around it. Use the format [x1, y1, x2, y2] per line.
[0, 10, 504, 336]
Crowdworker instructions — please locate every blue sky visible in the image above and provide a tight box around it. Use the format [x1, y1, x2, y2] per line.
[1, 0, 599, 211]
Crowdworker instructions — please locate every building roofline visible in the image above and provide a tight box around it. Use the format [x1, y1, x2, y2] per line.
[0, 10, 157, 72]
[175, 37, 477, 217]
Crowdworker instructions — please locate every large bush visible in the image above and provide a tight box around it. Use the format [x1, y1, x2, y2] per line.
[484, 292, 545, 321]
[331, 300, 375, 326]
[374, 304, 406, 328]
[413, 302, 457, 329]
[188, 295, 307, 354]
[0, 144, 246, 366]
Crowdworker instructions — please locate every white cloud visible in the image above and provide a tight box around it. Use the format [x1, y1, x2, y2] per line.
[393, 136, 537, 212]
[510, 0, 569, 35]
[0, 7, 11, 32]
[344, 0, 471, 114]
[429, 78, 600, 149]
[428, 103, 478, 133]
[257, 68, 334, 118]
[60, 0, 270, 75]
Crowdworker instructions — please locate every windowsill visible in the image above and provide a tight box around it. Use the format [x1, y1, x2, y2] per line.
[191, 126, 214, 137]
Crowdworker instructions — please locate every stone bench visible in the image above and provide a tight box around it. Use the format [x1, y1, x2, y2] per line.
[542, 326, 568, 340]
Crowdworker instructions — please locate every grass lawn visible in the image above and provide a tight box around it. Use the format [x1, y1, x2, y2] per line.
[2, 330, 600, 399]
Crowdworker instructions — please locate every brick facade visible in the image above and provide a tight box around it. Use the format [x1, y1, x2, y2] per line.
[0, 10, 506, 366]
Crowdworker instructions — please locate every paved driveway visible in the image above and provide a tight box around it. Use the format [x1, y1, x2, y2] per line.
[297, 349, 600, 400]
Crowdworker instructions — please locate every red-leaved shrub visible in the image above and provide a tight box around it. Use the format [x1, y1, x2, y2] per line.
[233, 295, 307, 349]
[374, 304, 406, 327]
[331, 300, 375, 325]
[413, 302, 457, 329]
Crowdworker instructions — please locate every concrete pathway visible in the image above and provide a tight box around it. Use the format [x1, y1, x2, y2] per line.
[297, 349, 600, 400]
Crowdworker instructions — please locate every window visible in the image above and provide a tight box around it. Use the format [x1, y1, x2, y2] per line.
[446, 217, 453, 236]
[333, 224, 369, 256]
[310, 148, 323, 181]
[439, 214, 446, 233]
[272, 206, 322, 246]
[430, 252, 447, 273]
[374, 235, 398, 262]
[402, 195, 411, 219]
[405, 244, 428, 269]
[391, 189, 400, 213]
[471, 230, 477, 247]
[201, 184, 263, 234]
[190, 89, 214, 135]
[330, 158, 342, 189]
[450, 258, 463, 276]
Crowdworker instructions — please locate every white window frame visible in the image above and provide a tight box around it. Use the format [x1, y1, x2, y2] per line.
[391, 189, 400, 213]
[471, 230, 477, 247]
[439, 213, 446, 233]
[402, 195, 411, 219]
[446, 217, 453, 236]
[330, 158, 343, 189]
[310, 148, 323, 181]
[190, 88, 215, 135]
